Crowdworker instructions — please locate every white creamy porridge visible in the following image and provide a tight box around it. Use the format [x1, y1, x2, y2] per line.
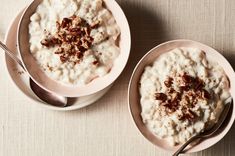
[29, 0, 120, 85]
[139, 47, 231, 146]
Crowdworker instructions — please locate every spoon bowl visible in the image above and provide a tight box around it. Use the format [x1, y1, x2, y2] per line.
[29, 79, 68, 107]
[0, 41, 68, 107]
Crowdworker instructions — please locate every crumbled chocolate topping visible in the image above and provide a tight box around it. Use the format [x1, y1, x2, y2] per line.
[92, 60, 99, 66]
[202, 89, 211, 99]
[155, 93, 167, 101]
[41, 36, 62, 47]
[155, 73, 211, 121]
[179, 109, 197, 121]
[194, 77, 204, 90]
[164, 77, 173, 88]
[182, 73, 194, 84]
[41, 15, 101, 64]
[90, 20, 100, 29]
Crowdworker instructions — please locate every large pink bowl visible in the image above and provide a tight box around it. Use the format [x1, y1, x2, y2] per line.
[128, 39, 235, 153]
[17, 0, 131, 97]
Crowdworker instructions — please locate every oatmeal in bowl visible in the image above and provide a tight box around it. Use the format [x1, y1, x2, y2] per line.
[140, 47, 231, 146]
[29, 0, 121, 85]
[18, 0, 131, 97]
[128, 40, 235, 153]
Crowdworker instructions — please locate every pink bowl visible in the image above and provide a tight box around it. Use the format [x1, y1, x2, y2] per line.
[17, 0, 131, 97]
[128, 39, 235, 153]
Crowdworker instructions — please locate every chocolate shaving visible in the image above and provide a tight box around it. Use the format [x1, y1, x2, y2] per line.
[90, 20, 100, 29]
[40, 37, 61, 47]
[202, 89, 211, 99]
[60, 56, 68, 62]
[179, 109, 197, 121]
[61, 18, 72, 28]
[155, 93, 167, 101]
[182, 72, 194, 84]
[194, 77, 204, 90]
[179, 85, 190, 91]
[93, 60, 99, 65]
[164, 77, 173, 88]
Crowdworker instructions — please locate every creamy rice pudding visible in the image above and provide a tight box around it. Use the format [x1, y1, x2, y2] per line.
[29, 0, 120, 85]
[139, 47, 231, 146]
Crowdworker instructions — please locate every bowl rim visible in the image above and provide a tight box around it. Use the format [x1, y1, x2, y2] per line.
[128, 39, 235, 153]
[17, 0, 131, 97]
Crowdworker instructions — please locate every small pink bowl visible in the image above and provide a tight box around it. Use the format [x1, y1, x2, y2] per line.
[128, 39, 235, 153]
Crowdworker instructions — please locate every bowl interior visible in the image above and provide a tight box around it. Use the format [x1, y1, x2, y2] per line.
[128, 39, 235, 153]
[17, 0, 131, 97]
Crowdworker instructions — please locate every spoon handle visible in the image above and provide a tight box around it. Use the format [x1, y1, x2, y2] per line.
[0, 41, 25, 70]
[172, 135, 200, 156]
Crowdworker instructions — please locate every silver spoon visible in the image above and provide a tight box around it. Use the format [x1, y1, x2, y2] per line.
[173, 99, 232, 156]
[0, 41, 68, 107]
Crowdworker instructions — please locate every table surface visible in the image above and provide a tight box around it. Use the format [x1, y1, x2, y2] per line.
[0, 0, 235, 156]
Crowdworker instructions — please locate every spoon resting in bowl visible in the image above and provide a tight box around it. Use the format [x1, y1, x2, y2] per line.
[0, 41, 68, 107]
[173, 98, 232, 156]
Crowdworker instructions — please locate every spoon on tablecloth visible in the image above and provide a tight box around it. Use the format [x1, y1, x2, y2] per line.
[0, 41, 68, 107]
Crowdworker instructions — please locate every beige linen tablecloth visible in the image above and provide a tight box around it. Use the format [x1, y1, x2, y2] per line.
[0, 0, 235, 156]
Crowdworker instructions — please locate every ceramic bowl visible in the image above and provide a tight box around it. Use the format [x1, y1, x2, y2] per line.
[4, 9, 116, 111]
[17, 0, 131, 97]
[128, 39, 235, 153]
